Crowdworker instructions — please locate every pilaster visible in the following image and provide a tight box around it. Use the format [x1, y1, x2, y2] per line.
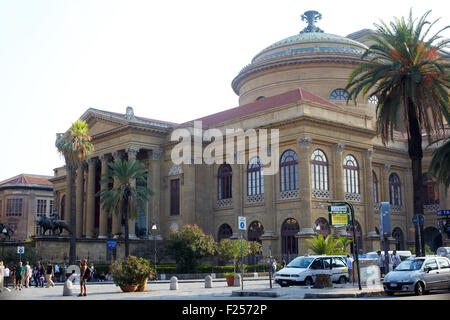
[126, 146, 140, 239]
[98, 154, 110, 239]
[85, 157, 97, 238]
[112, 151, 122, 237]
[75, 164, 85, 238]
[333, 143, 345, 200]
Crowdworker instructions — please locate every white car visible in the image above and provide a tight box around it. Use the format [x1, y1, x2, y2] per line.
[274, 255, 349, 287]
[383, 256, 450, 295]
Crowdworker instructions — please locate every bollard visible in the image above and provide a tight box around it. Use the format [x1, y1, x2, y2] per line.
[233, 274, 241, 287]
[170, 276, 179, 290]
[205, 275, 213, 288]
[63, 274, 76, 296]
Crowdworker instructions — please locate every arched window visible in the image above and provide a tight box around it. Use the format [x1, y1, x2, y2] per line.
[218, 164, 232, 200]
[423, 173, 439, 206]
[392, 227, 405, 250]
[389, 173, 402, 206]
[344, 155, 360, 194]
[281, 218, 300, 262]
[218, 223, 233, 242]
[314, 218, 330, 237]
[329, 89, 350, 100]
[247, 157, 264, 195]
[311, 149, 329, 191]
[248, 221, 264, 244]
[373, 171, 379, 204]
[280, 150, 298, 192]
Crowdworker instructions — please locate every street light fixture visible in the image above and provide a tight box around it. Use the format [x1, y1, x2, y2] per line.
[152, 223, 157, 270]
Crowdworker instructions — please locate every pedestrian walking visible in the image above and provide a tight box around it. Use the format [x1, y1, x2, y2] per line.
[45, 261, 55, 288]
[23, 261, 32, 288]
[4, 265, 10, 289]
[271, 259, 277, 277]
[78, 259, 90, 296]
[33, 262, 40, 287]
[377, 250, 385, 277]
[392, 250, 401, 269]
[15, 262, 24, 290]
[0, 261, 4, 292]
[346, 254, 353, 283]
[54, 264, 60, 282]
[39, 263, 45, 287]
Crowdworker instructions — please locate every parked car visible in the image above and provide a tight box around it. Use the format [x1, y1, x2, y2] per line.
[383, 256, 450, 296]
[274, 255, 349, 287]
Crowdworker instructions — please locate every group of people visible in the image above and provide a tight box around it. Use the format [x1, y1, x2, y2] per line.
[377, 250, 402, 276]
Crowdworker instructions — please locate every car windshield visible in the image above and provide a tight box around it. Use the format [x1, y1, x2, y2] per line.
[287, 257, 314, 268]
[395, 259, 424, 271]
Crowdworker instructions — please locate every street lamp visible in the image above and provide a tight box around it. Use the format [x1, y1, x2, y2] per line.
[152, 223, 157, 269]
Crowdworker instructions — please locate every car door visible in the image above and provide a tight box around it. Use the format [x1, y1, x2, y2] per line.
[309, 258, 324, 281]
[423, 259, 440, 290]
[436, 258, 450, 289]
[331, 257, 347, 282]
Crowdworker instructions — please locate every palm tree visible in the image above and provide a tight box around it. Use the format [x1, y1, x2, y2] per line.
[345, 10, 450, 256]
[56, 120, 94, 264]
[428, 112, 450, 191]
[98, 159, 153, 257]
[303, 234, 346, 255]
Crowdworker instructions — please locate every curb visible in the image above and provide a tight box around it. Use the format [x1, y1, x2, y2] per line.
[231, 290, 280, 297]
[304, 291, 386, 299]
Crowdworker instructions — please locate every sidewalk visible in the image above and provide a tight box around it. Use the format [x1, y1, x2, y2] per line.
[0, 278, 385, 300]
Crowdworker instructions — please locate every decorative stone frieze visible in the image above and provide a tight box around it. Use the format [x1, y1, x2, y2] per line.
[312, 189, 330, 199]
[152, 149, 163, 161]
[168, 165, 183, 176]
[280, 189, 300, 200]
[297, 137, 312, 149]
[423, 204, 440, 212]
[334, 143, 345, 154]
[383, 164, 391, 173]
[344, 192, 361, 202]
[216, 198, 233, 208]
[246, 194, 264, 204]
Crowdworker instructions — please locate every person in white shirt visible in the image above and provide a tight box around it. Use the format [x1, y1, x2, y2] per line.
[377, 251, 386, 276]
[392, 250, 401, 269]
[23, 261, 32, 288]
[54, 264, 60, 282]
[346, 254, 353, 283]
[3, 265, 10, 289]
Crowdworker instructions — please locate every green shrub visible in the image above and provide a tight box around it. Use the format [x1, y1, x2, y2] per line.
[111, 256, 156, 287]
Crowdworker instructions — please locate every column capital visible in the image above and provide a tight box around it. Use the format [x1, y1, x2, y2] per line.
[150, 148, 163, 161]
[297, 137, 312, 149]
[112, 151, 123, 161]
[99, 154, 111, 163]
[86, 157, 97, 166]
[126, 146, 140, 159]
[364, 149, 374, 159]
[334, 143, 345, 154]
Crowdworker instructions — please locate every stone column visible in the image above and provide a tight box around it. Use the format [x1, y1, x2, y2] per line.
[364, 149, 378, 251]
[296, 137, 315, 255]
[126, 147, 140, 239]
[112, 151, 122, 237]
[75, 164, 85, 238]
[98, 154, 110, 239]
[149, 149, 162, 233]
[333, 143, 345, 201]
[85, 157, 97, 238]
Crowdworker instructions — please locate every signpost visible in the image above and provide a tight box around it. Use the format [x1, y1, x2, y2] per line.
[17, 246, 24, 262]
[380, 202, 391, 274]
[328, 201, 361, 290]
[238, 216, 246, 291]
[412, 214, 424, 257]
[328, 205, 349, 226]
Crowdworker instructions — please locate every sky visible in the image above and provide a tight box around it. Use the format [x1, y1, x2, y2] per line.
[0, 0, 449, 182]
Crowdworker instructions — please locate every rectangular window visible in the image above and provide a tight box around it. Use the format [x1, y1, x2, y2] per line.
[170, 179, 180, 216]
[37, 199, 47, 217]
[6, 198, 23, 216]
[49, 200, 54, 215]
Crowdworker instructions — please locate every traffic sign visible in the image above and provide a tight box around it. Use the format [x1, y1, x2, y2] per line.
[17, 246, 24, 254]
[437, 210, 450, 216]
[107, 241, 117, 249]
[238, 216, 247, 230]
[412, 214, 424, 226]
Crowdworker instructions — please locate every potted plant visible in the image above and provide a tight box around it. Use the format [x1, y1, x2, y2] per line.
[224, 272, 236, 287]
[111, 255, 156, 292]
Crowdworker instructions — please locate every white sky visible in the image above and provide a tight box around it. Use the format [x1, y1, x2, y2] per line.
[0, 0, 449, 182]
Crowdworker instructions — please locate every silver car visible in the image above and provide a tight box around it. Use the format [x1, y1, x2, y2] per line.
[383, 256, 450, 295]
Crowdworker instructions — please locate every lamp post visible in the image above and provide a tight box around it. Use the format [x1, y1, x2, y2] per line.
[152, 223, 157, 268]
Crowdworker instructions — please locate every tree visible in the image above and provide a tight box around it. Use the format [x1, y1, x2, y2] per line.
[216, 238, 254, 273]
[336, 235, 353, 254]
[303, 234, 347, 255]
[345, 10, 450, 256]
[56, 119, 94, 264]
[165, 224, 216, 273]
[98, 159, 153, 257]
[429, 112, 450, 191]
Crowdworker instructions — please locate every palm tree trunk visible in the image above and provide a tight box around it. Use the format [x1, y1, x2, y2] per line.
[68, 167, 77, 264]
[123, 195, 130, 257]
[407, 102, 425, 257]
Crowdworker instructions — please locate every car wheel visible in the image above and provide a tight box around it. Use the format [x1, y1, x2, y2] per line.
[338, 276, 347, 284]
[387, 292, 395, 296]
[415, 282, 425, 296]
[304, 277, 313, 286]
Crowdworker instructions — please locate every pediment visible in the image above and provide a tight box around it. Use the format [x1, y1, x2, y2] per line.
[85, 117, 124, 137]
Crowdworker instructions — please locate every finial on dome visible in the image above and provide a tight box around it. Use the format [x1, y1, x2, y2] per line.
[300, 10, 324, 34]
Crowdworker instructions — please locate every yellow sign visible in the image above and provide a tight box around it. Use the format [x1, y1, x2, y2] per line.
[330, 213, 349, 226]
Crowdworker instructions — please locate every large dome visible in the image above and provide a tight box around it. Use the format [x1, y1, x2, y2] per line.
[232, 11, 369, 105]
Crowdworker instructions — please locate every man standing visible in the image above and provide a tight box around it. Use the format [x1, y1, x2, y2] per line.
[54, 264, 60, 282]
[346, 254, 353, 284]
[377, 251, 385, 277]
[23, 261, 32, 288]
[392, 250, 401, 269]
[3, 265, 10, 289]
[33, 262, 40, 287]
[15, 261, 24, 290]
[45, 261, 55, 288]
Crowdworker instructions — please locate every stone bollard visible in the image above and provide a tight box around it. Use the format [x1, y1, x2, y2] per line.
[205, 275, 213, 288]
[63, 274, 76, 296]
[233, 274, 241, 287]
[170, 276, 179, 290]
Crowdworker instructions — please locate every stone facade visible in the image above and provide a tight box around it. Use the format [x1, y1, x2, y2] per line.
[46, 12, 450, 264]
